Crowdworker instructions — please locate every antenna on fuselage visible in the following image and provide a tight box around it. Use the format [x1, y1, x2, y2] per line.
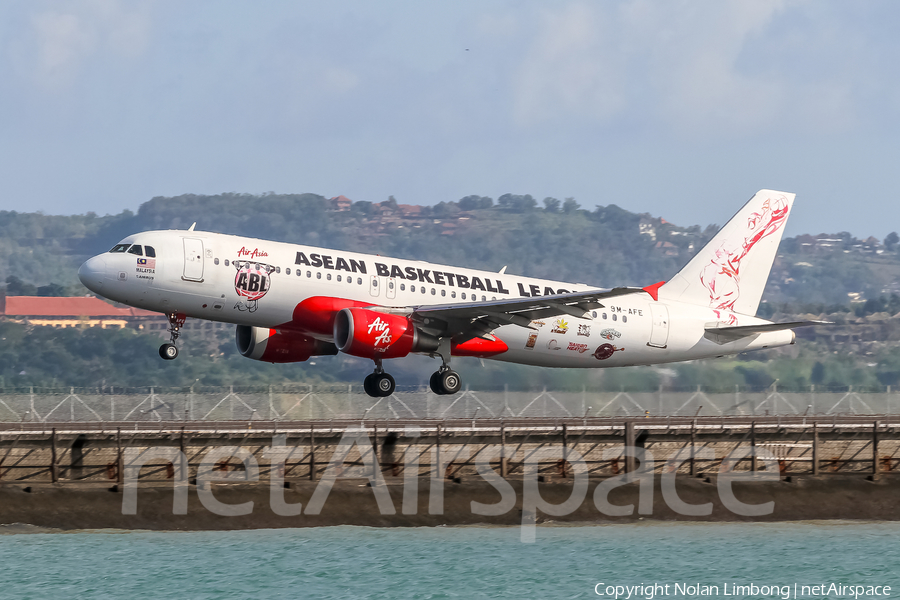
[499, 266, 507, 274]
[188, 222, 196, 231]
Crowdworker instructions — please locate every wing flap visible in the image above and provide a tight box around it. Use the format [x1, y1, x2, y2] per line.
[704, 320, 830, 344]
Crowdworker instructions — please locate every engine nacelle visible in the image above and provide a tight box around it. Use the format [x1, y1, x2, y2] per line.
[236, 325, 338, 363]
[333, 308, 440, 359]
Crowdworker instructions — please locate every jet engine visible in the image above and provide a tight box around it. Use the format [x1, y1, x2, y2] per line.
[236, 325, 338, 363]
[333, 308, 440, 359]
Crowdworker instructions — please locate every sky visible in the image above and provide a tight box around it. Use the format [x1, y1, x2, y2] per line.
[1, 0, 899, 238]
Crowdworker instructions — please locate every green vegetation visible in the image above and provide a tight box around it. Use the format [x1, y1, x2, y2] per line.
[1, 192, 898, 391]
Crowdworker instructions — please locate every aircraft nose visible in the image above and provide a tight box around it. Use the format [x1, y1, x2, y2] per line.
[78, 255, 108, 292]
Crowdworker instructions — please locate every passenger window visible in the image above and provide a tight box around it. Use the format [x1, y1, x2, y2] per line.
[307, 271, 312, 278]
[388, 281, 394, 289]
[214, 258, 220, 265]
[603, 313, 607, 320]
[347, 277, 352, 285]
[286, 268, 291, 275]
[327, 274, 332, 281]
[316, 272, 321, 279]
[623, 315, 628, 323]
[592, 311, 597, 318]
[225, 259, 230, 267]
[145, 246, 156, 258]
[109, 244, 130, 253]
[461, 293, 466, 300]
[451, 291, 456, 298]
[276, 266, 281, 274]
[431, 288, 436, 295]
[400, 284, 406, 291]
[482, 296, 486, 301]
[337, 275, 342, 282]
[441, 290, 446, 297]
[612, 314, 617, 321]
[411, 286, 416, 293]
[357, 277, 362, 284]
[127, 245, 143, 256]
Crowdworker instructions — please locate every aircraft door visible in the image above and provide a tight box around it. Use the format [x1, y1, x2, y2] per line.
[182, 238, 204, 282]
[647, 304, 669, 348]
[386, 277, 396, 300]
[369, 275, 381, 297]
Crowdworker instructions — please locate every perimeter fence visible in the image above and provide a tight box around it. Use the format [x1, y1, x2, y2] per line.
[0, 384, 897, 422]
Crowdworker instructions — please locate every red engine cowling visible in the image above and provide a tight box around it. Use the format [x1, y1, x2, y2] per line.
[236, 325, 338, 363]
[333, 308, 440, 359]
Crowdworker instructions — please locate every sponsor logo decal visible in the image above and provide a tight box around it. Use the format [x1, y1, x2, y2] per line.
[525, 333, 538, 349]
[547, 339, 561, 350]
[593, 343, 625, 360]
[233, 260, 275, 312]
[599, 328, 622, 341]
[567, 342, 589, 353]
[577, 324, 590, 337]
[530, 320, 546, 328]
[368, 317, 392, 349]
[551, 318, 569, 334]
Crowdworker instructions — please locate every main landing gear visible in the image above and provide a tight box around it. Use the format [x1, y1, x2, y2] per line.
[158, 312, 185, 361]
[359, 343, 463, 398]
[429, 366, 462, 395]
[363, 358, 395, 398]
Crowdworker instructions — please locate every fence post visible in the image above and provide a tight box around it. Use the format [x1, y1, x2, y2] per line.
[309, 423, 316, 481]
[373, 424, 379, 480]
[116, 427, 124, 485]
[500, 420, 507, 478]
[873, 420, 880, 480]
[624, 421, 635, 477]
[50, 427, 59, 483]
[751, 420, 757, 472]
[812, 421, 819, 476]
[690, 419, 696, 477]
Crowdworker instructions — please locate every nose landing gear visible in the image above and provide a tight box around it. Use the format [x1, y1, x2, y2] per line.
[159, 312, 186, 361]
[363, 358, 395, 398]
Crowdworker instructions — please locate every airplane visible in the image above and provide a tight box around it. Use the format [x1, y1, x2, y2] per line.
[78, 189, 824, 398]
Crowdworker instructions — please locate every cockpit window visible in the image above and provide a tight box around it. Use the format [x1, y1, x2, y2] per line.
[127, 245, 143, 256]
[145, 246, 156, 258]
[109, 244, 130, 253]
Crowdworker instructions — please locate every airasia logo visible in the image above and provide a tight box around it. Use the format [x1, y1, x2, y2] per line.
[368, 317, 392, 347]
[237, 246, 269, 260]
[233, 260, 275, 312]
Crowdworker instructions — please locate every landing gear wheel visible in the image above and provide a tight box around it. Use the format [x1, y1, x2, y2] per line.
[429, 372, 445, 395]
[159, 343, 179, 360]
[430, 370, 461, 395]
[375, 373, 395, 397]
[363, 373, 377, 397]
[439, 370, 461, 395]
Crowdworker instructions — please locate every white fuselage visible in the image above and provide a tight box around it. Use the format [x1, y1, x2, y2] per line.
[78, 229, 794, 368]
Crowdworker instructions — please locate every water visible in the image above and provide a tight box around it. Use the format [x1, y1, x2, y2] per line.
[0, 522, 897, 599]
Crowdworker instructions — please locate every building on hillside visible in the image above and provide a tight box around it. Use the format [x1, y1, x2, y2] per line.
[329, 195, 352, 211]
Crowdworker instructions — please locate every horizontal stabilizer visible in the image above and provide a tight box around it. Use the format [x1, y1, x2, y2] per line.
[704, 320, 830, 345]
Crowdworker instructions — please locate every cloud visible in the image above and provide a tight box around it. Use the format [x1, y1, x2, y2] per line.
[23, 0, 151, 89]
[507, 0, 875, 137]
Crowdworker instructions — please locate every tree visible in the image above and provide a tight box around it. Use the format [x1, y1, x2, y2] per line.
[543, 197, 560, 212]
[885, 231, 899, 251]
[5, 275, 36, 296]
[562, 197, 580, 213]
[37, 283, 66, 297]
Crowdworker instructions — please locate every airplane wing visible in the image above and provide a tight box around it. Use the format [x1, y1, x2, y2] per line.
[704, 320, 831, 344]
[401, 286, 649, 341]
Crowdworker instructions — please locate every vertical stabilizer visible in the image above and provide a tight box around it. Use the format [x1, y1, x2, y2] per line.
[658, 189, 795, 317]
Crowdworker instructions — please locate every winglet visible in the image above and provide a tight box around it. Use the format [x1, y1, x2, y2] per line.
[643, 281, 666, 301]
